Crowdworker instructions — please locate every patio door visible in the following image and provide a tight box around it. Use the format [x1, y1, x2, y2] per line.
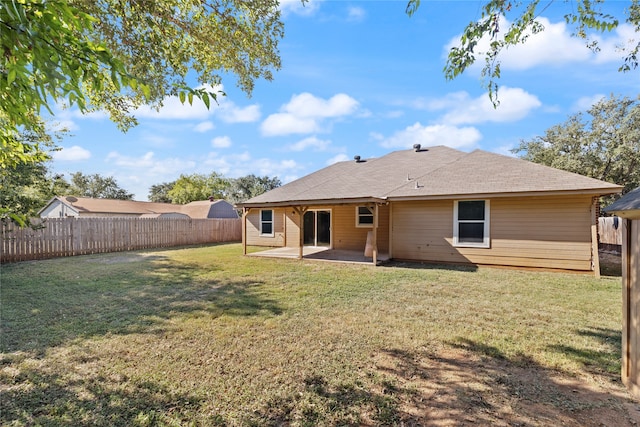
[303, 210, 331, 247]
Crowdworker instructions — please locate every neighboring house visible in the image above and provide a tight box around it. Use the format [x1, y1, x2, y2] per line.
[39, 196, 238, 219]
[604, 186, 640, 398]
[238, 145, 622, 273]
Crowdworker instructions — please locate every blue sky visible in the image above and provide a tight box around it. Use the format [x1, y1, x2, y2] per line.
[48, 1, 639, 201]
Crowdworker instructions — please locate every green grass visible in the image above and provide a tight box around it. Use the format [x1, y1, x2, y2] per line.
[0, 244, 630, 426]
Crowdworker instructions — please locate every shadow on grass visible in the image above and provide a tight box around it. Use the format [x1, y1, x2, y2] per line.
[383, 260, 479, 273]
[548, 327, 622, 379]
[0, 363, 226, 427]
[247, 374, 402, 426]
[340, 339, 632, 426]
[2, 254, 282, 356]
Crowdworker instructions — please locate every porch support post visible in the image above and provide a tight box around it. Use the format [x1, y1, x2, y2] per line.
[590, 197, 600, 278]
[372, 203, 378, 266]
[293, 206, 308, 260]
[242, 207, 248, 255]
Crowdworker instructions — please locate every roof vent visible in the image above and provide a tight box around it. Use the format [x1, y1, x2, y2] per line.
[65, 196, 78, 203]
[354, 155, 362, 163]
[413, 144, 421, 152]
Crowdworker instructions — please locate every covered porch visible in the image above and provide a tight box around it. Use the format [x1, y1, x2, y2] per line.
[240, 199, 390, 266]
[247, 246, 390, 265]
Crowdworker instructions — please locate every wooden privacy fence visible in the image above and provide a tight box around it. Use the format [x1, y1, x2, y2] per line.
[1, 217, 241, 263]
[599, 216, 623, 252]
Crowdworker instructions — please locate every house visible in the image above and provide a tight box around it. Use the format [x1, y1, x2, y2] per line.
[238, 145, 622, 273]
[604, 186, 640, 398]
[39, 196, 239, 219]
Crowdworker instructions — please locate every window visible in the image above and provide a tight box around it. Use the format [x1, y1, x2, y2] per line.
[260, 209, 274, 236]
[453, 200, 490, 248]
[356, 206, 374, 227]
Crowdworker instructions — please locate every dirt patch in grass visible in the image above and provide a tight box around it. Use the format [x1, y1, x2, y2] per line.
[2, 244, 637, 426]
[373, 342, 637, 426]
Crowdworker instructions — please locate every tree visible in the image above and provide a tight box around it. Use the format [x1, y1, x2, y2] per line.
[512, 94, 640, 206]
[66, 172, 134, 200]
[148, 182, 176, 204]
[0, 116, 70, 225]
[1, 0, 283, 222]
[406, 0, 640, 104]
[227, 174, 282, 204]
[167, 173, 230, 204]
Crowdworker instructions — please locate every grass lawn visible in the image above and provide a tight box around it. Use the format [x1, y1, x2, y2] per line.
[1, 243, 636, 426]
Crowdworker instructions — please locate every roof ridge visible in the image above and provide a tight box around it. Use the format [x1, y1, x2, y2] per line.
[380, 147, 468, 197]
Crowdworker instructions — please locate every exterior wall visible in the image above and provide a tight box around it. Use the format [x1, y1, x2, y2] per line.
[245, 207, 287, 247]
[622, 218, 640, 398]
[210, 201, 240, 219]
[332, 204, 390, 253]
[244, 204, 390, 253]
[391, 195, 594, 271]
[40, 201, 78, 218]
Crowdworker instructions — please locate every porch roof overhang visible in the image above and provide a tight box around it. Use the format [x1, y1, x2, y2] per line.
[237, 196, 388, 209]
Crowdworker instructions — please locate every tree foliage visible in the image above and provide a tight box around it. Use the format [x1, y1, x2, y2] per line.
[167, 173, 230, 205]
[1, 0, 283, 223]
[149, 173, 280, 205]
[512, 95, 640, 205]
[148, 182, 176, 204]
[407, 0, 640, 104]
[226, 174, 282, 204]
[66, 172, 134, 200]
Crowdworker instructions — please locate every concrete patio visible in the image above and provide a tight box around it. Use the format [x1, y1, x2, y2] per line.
[247, 246, 390, 265]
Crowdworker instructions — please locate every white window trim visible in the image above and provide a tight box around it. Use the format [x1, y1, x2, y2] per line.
[355, 206, 374, 228]
[260, 209, 274, 237]
[453, 200, 490, 248]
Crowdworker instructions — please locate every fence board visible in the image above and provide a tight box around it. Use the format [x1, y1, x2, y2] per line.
[1, 218, 241, 263]
[599, 216, 623, 252]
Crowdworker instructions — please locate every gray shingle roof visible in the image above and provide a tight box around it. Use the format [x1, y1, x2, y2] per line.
[240, 146, 622, 207]
[604, 186, 640, 213]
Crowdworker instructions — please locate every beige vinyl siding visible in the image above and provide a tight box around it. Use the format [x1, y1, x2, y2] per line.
[391, 195, 594, 271]
[245, 208, 287, 247]
[285, 211, 300, 248]
[332, 205, 389, 252]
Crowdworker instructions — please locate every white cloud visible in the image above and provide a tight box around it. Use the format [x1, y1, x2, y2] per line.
[211, 136, 232, 148]
[347, 6, 366, 22]
[445, 16, 633, 72]
[432, 87, 541, 125]
[194, 121, 215, 133]
[591, 23, 637, 64]
[327, 153, 350, 164]
[261, 113, 320, 136]
[493, 144, 517, 157]
[279, 0, 321, 16]
[53, 145, 91, 161]
[218, 103, 261, 123]
[135, 96, 212, 120]
[106, 151, 196, 176]
[204, 151, 301, 178]
[133, 84, 260, 123]
[378, 123, 482, 150]
[572, 94, 606, 112]
[287, 136, 332, 152]
[261, 92, 359, 136]
[283, 92, 359, 118]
